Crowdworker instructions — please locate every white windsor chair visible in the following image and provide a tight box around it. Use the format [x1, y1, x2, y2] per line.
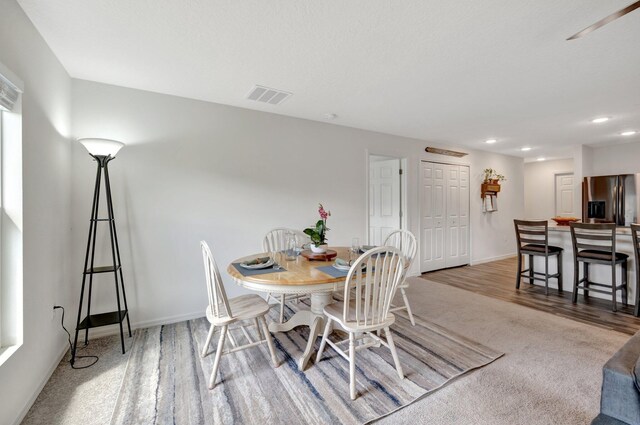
[316, 246, 406, 400]
[384, 229, 418, 325]
[263, 228, 310, 323]
[200, 241, 278, 389]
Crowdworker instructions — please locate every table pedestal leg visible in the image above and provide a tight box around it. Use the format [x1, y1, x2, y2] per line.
[268, 291, 335, 371]
[298, 315, 324, 371]
[299, 292, 334, 370]
[268, 309, 314, 333]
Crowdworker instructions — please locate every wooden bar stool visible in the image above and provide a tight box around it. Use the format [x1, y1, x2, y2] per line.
[570, 223, 628, 312]
[514, 220, 563, 295]
[630, 224, 640, 317]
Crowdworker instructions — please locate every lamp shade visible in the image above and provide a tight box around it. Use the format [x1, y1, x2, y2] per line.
[78, 138, 125, 157]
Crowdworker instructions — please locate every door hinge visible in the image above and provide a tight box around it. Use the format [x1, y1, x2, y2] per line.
[399, 169, 403, 175]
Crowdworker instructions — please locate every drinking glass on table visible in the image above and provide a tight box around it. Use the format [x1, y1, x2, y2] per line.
[350, 238, 360, 265]
[270, 248, 282, 270]
[285, 231, 298, 261]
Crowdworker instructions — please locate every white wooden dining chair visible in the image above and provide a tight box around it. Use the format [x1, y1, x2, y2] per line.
[316, 246, 406, 400]
[384, 229, 418, 325]
[263, 228, 310, 323]
[200, 241, 278, 389]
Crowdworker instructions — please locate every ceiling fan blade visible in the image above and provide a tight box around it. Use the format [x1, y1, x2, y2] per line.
[567, 0, 640, 40]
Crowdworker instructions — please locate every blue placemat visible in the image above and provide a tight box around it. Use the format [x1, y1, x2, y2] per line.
[232, 263, 286, 277]
[316, 265, 350, 278]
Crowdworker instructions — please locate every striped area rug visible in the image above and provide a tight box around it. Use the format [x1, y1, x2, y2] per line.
[111, 304, 502, 424]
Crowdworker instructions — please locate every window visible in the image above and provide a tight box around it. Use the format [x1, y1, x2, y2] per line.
[0, 62, 23, 365]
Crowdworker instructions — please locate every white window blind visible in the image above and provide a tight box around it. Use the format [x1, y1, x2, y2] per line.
[0, 73, 20, 112]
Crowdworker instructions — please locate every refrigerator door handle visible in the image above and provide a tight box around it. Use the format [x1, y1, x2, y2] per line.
[613, 177, 618, 225]
[618, 176, 625, 226]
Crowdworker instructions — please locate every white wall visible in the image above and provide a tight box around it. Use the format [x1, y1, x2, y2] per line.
[589, 141, 640, 176]
[0, 1, 73, 424]
[70, 79, 524, 330]
[524, 158, 574, 219]
[466, 151, 525, 264]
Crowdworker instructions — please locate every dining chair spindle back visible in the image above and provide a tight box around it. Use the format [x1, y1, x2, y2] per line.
[200, 241, 278, 389]
[263, 228, 311, 323]
[316, 246, 405, 400]
[384, 229, 417, 325]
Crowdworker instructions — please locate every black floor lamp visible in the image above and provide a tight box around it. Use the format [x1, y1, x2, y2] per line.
[72, 138, 132, 365]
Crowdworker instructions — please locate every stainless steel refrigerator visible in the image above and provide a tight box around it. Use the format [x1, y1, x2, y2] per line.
[583, 174, 640, 226]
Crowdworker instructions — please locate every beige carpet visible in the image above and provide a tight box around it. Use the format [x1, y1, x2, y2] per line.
[22, 334, 134, 425]
[376, 278, 629, 425]
[22, 278, 629, 424]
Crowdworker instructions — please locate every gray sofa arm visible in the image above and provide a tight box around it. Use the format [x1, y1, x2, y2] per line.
[599, 332, 640, 425]
[592, 413, 633, 425]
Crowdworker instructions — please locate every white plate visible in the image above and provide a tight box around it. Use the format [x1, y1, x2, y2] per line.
[333, 260, 366, 272]
[240, 258, 275, 270]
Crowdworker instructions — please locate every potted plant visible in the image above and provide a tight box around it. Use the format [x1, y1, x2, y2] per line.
[304, 203, 331, 253]
[483, 168, 507, 184]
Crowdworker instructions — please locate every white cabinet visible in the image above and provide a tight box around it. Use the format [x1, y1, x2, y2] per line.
[421, 161, 470, 272]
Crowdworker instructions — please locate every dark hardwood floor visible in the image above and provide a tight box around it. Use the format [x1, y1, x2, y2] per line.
[421, 256, 640, 335]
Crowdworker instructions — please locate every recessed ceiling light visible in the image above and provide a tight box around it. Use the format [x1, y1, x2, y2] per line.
[521, 147, 532, 151]
[324, 113, 338, 120]
[537, 157, 546, 161]
[485, 139, 497, 144]
[591, 117, 610, 124]
[621, 131, 637, 136]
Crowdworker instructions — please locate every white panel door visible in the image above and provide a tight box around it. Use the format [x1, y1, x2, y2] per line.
[421, 162, 469, 272]
[445, 165, 469, 268]
[445, 165, 460, 266]
[457, 165, 470, 266]
[369, 159, 400, 245]
[555, 173, 575, 217]
[421, 162, 446, 272]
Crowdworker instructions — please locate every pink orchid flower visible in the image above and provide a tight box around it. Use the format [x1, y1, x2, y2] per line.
[318, 204, 331, 221]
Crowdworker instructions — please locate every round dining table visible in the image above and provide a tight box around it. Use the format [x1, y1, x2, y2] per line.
[227, 247, 349, 371]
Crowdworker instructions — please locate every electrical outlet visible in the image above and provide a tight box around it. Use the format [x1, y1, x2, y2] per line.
[52, 305, 62, 320]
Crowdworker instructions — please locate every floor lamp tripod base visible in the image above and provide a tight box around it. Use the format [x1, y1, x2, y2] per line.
[71, 152, 132, 365]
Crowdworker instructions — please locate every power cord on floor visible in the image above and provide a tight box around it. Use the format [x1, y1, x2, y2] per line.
[53, 306, 99, 369]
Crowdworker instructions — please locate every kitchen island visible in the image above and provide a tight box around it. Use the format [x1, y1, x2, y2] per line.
[528, 222, 637, 309]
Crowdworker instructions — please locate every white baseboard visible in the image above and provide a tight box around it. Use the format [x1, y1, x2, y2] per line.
[12, 342, 68, 425]
[82, 310, 205, 339]
[470, 253, 517, 266]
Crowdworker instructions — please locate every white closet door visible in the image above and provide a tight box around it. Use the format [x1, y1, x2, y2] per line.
[457, 165, 470, 266]
[445, 165, 461, 267]
[421, 162, 445, 272]
[421, 162, 470, 272]
[445, 165, 469, 267]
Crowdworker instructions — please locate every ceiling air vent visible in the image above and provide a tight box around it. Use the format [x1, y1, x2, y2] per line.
[246, 85, 292, 105]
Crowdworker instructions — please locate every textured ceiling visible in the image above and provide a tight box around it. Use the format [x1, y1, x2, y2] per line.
[16, 0, 640, 159]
